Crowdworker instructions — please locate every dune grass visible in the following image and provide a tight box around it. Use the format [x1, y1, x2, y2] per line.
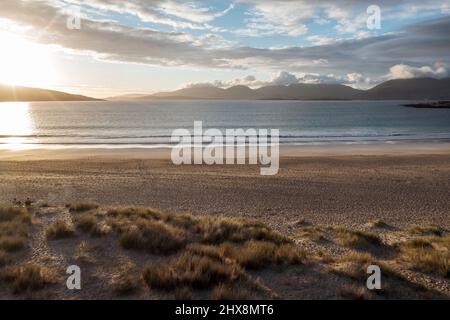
[119, 219, 186, 254]
[0, 206, 31, 253]
[335, 228, 381, 249]
[188, 241, 305, 270]
[408, 224, 444, 237]
[0, 263, 56, 294]
[46, 220, 75, 240]
[143, 252, 244, 290]
[401, 236, 450, 277]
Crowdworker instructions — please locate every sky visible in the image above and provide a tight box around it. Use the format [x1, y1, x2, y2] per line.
[0, 0, 449, 98]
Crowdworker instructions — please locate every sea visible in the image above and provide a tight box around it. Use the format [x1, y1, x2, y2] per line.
[1, 100, 449, 149]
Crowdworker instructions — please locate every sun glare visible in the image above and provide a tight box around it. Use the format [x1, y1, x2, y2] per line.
[0, 32, 58, 88]
[0, 102, 33, 150]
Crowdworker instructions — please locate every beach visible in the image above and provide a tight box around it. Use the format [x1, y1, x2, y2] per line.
[1, 144, 450, 299]
[1, 144, 449, 231]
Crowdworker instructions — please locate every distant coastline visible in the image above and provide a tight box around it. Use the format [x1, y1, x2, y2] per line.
[0, 84, 102, 102]
[110, 77, 450, 101]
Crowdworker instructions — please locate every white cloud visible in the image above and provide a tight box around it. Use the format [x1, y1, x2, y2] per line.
[387, 63, 449, 79]
[307, 35, 334, 45]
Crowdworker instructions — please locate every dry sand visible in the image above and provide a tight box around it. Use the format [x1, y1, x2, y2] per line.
[1, 144, 449, 299]
[0, 144, 449, 232]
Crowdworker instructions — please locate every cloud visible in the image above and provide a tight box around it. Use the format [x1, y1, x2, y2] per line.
[387, 63, 448, 79]
[236, 0, 450, 37]
[307, 35, 334, 46]
[65, 0, 234, 30]
[183, 71, 373, 89]
[1, 0, 450, 84]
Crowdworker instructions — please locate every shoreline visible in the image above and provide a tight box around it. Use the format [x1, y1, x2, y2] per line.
[1, 142, 450, 161]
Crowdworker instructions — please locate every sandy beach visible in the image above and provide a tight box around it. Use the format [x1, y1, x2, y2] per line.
[1, 144, 449, 231]
[1, 144, 450, 299]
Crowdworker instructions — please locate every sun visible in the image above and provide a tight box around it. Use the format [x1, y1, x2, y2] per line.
[0, 32, 58, 88]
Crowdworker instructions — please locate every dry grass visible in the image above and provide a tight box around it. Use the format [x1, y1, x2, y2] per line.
[0, 206, 30, 223]
[331, 252, 378, 280]
[409, 224, 444, 237]
[0, 263, 56, 294]
[0, 206, 31, 253]
[0, 236, 26, 252]
[211, 283, 252, 300]
[195, 216, 289, 245]
[69, 202, 99, 213]
[298, 226, 326, 242]
[119, 219, 186, 254]
[187, 241, 305, 271]
[401, 236, 450, 277]
[143, 252, 244, 290]
[46, 220, 75, 240]
[73, 213, 110, 236]
[335, 228, 381, 249]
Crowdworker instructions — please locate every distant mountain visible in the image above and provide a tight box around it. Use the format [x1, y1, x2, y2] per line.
[106, 93, 151, 101]
[0, 85, 101, 102]
[365, 77, 450, 100]
[113, 78, 450, 101]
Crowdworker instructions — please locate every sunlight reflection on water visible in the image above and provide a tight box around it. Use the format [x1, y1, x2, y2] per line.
[0, 102, 34, 150]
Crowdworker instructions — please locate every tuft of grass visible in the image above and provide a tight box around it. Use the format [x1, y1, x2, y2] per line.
[0, 263, 56, 294]
[401, 236, 450, 278]
[298, 226, 326, 242]
[119, 219, 186, 254]
[331, 253, 378, 280]
[107, 207, 163, 220]
[143, 252, 243, 290]
[187, 241, 305, 270]
[73, 213, 109, 236]
[0, 236, 26, 252]
[211, 283, 252, 300]
[196, 217, 289, 245]
[0, 206, 31, 253]
[222, 241, 304, 270]
[73, 213, 97, 232]
[0, 205, 31, 224]
[404, 238, 433, 249]
[69, 202, 99, 213]
[409, 224, 444, 237]
[46, 220, 75, 240]
[335, 228, 381, 249]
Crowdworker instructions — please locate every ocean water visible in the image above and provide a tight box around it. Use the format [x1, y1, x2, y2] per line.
[0, 100, 449, 149]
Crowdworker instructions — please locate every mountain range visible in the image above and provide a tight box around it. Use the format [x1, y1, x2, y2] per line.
[1, 78, 449, 102]
[0, 85, 101, 102]
[127, 77, 450, 101]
